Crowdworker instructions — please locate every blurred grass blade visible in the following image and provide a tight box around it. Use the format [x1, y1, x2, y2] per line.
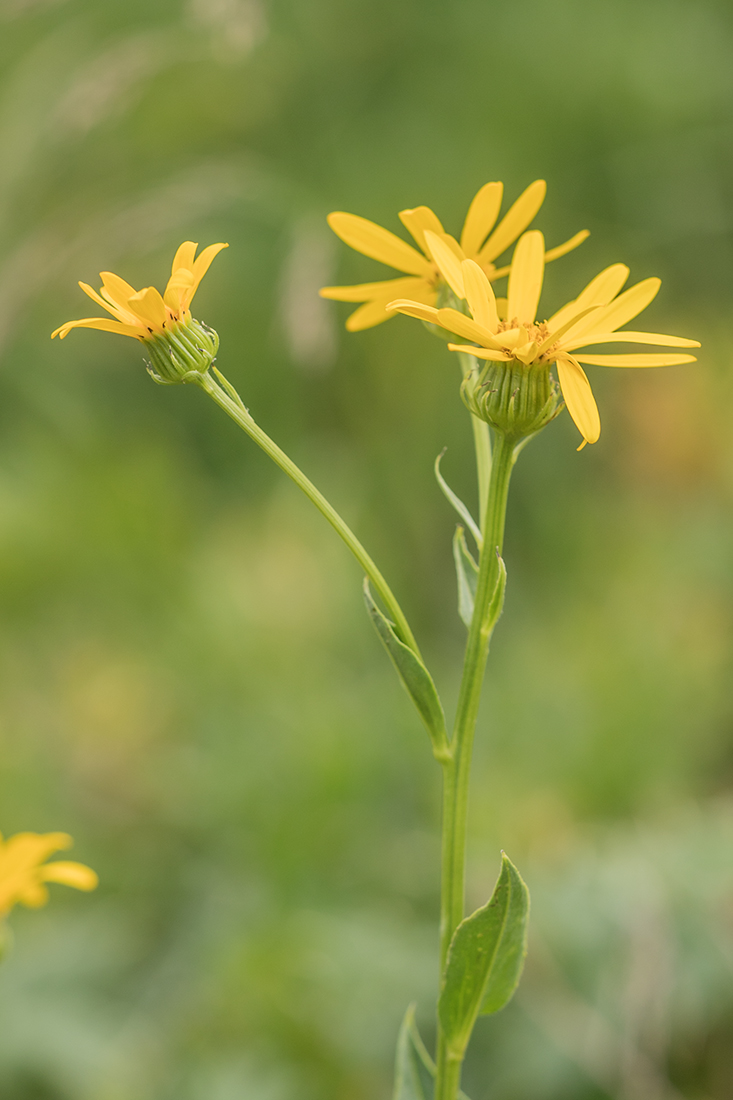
[435, 451, 483, 549]
[453, 526, 479, 628]
[364, 580, 449, 761]
[439, 854, 529, 1056]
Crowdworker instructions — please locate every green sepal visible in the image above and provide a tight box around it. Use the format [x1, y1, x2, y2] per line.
[393, 1005, 472, 1100]
[435, 452, 482, 549]
[453, 526, 479, 629]
[438, 853, 529, 1057]
[364, 581, 450, 761]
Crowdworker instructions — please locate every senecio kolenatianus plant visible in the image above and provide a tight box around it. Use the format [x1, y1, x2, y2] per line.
[53, 183, 699, 1100]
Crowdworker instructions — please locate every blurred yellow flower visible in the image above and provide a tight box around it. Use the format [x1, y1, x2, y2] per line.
[388, 231, 700, 448]
[51, 241, 228, 342]
[319, 180, 588, 331]
[0, 831, 98, 917]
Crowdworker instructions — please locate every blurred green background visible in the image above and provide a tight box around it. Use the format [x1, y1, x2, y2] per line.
[0, 0, 732, 1097]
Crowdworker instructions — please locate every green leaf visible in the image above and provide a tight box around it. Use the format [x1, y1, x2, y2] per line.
[453, 526, 479, 628]
[364, 580, 449, 761]
[484, 552, 507, 636]
[438, 853, 529, 1057]
[394, 1005, 473, 1100]
[393, 1005, 429, 1100]
[435, 451, 482, 549]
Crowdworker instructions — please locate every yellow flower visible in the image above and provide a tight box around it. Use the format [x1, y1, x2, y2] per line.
[51, 241, 228, 342]
[387, 231, 700, 448]
[319, 180, 588, 331]
[0, 831, 98, 917]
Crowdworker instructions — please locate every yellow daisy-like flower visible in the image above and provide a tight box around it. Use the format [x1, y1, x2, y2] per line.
[51, 241, 228, 342]
[319, 180, 589, 331]
[0, 831, 98, 917]
[387, 231, 700, 448]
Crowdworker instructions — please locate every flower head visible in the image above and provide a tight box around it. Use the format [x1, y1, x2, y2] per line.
[387, 231, 700, 447]
[0, 831, 98, 917]
[320, 180, 589, 331]
[52, 241, 228, 383]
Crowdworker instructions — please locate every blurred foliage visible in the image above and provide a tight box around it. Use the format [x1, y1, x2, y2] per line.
[0, 0, 732, 1097]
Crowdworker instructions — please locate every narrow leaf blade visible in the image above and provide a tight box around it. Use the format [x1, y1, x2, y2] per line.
[364, 580, 449, 759]
[453, 526, 479, 628]
[435, 452, 483, 549]
[439, 854, 529, 1055]
[393, 1005, 428, 1100]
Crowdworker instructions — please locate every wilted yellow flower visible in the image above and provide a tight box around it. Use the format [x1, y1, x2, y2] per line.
[51, 241, 228, 342]
[388, 231, 699, 448]
[0, 831, 98, 917]
[319, 180, 588, 331]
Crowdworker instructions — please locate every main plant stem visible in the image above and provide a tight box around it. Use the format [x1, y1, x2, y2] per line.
[193, 370, 420, 657]
[435, 430, 516, 1100]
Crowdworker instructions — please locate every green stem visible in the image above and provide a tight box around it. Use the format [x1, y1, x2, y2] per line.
[193, 369, 421, 657]
[457, 351, 491, 534]
[435, 430, 516, 1100]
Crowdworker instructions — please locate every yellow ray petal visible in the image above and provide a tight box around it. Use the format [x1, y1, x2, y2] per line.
[345, 298, 400, 331]
[327, 212, 432, 276]
[543, 230, 590, 264]
[320, 276, 432, 303]
[100, 272, 139, 312]
[436, 307, 504, 350]
[547, 263, 630, 331]
[16, 882, 48, 908]
[171, 241, 197, 275]
[398, 206, 445, 253]
[128, 286, 167, 330]
[507, 231, 545, 324]
[447, 343, 511, 362]
[461, 260, 499, 332]
[479, 179, 546, 263]
[184, 242, 228, 309]
[564, 330, 700, 351]
[495, 297, 507, 320]
[460, 181, 503, 256]
[78, 282, 128, 322]
[555, 356, 601, 445]
[424, 230, 465, 298]
[572, 277, 661, 342]
[540, 306, 604, 352]
[52, 317, 144, 340]
[573, 352, 697, 368]
[387, 299, 440, 323]
[41, 861, 98, 890]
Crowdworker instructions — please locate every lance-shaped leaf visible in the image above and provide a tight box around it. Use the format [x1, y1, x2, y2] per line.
[453, 526, 479, 628]
[364, 580, 449, 761]
[482, 553, 507, 638]
[438, 854, 529, 1057]
[435, 452, 483, 549]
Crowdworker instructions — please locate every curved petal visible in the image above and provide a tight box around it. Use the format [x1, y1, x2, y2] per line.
[461, 259, 499, 332]
[16, 882, 48, 908]
[479, 180, 546, 263]
[345, 297, 401, 331]
[41, 861, 98, 890]
[547, 263, 630, 331]
[555, 356, 601, 445]
[320, 276, 431, 303]
[100, 272, 139, 312]
[387, 299, 440, 323]
[127, 286, 167, 330]
[447, 343, 511, 361]
[398, 206, 444, 253]
[460, 181, 503, 256]
[435, 308, 504, 349]
[327, 212, 432, 276]
[574, 352, 697, 367]
[571, 278, 661, 343]
[564, 330, 700, 351]
[52, 317, 144, 340]
[507, 231, 545, 324]
[184, 242, 228, 309]
[78, 282, 128, 322]
[424, 231, 465, 298]
[171, 241, 198, 275]
[543, 230, 590, 264]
